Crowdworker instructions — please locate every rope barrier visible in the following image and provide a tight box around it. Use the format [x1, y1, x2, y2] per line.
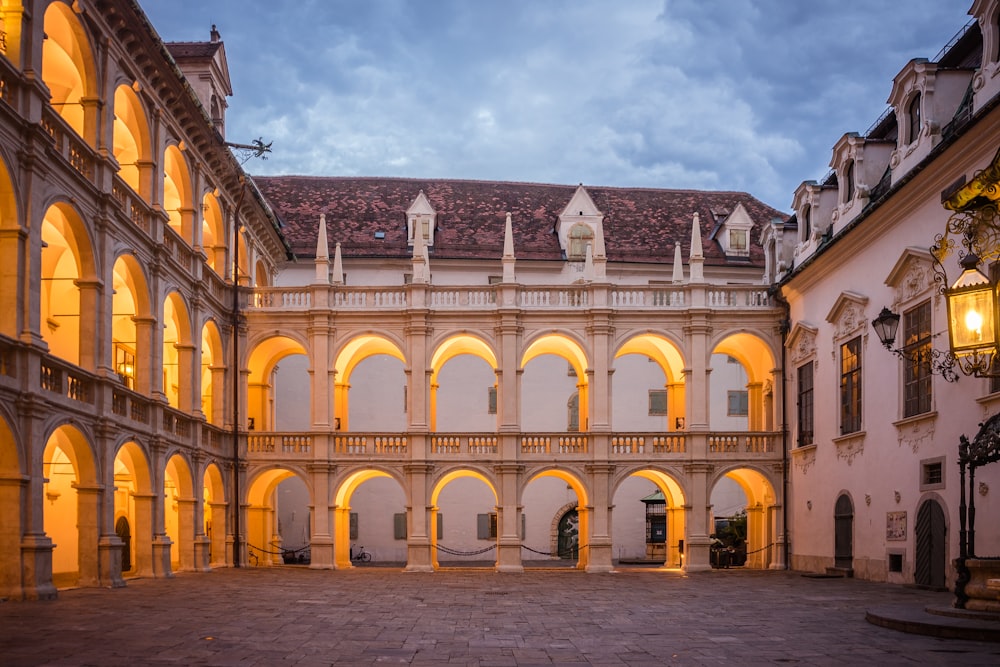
[743, 542, 776, 556]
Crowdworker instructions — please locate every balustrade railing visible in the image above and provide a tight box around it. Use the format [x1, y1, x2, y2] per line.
[708, 432, 778, 454]
[39, 356, 93, 405]
[239, 430, 780, 462]
[610, 434, 687, 455]
[40, 107, 95, 184]
[248, 284, 775, 313]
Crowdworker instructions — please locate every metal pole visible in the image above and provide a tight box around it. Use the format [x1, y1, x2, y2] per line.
[232, 179, 247, 568]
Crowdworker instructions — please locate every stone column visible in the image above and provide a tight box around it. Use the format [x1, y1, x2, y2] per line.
[307, 462, 335, 569]
[19, 398, 56, 599]
[333, 505, 352, 569]
[0, 226, 25, 338]
[208, 501, 228, 568]
[149, 439, 173, 578]
[74, 484, 102, 587]
[0, 475, 25, 599]
[404, 463, 434, 572]
[133, 316, 157, 396]
[174, 343, 196, 413]
[131, 492, 156, 577]
[682, 463, 713, 572]
[747, 381, 764, 431]
[75, 279, 102, 372]
[584, 464, 614, 572]
[494, 463, 524, 573]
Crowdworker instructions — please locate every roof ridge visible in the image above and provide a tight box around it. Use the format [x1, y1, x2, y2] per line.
[251, 174, 760, 197]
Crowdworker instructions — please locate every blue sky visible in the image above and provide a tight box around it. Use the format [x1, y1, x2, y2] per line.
[142, 1, 970, 211]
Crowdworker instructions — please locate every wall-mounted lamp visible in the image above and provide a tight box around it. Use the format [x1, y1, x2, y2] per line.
[871, 307, 959, 382]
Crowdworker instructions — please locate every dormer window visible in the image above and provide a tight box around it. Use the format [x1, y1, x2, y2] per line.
[907, 93, 922, 144]
[406, 191, 436, 247]
[568, 223, 594, 260]
[801, 204, 812, 242]
[844, 160, 855, 203]
[729, 229, 748, 255]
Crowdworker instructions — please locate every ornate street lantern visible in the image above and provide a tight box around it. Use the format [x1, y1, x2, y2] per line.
[945, 253, 997, 359]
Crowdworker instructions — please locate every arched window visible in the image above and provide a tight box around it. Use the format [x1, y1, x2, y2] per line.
[908, 93, 922, 144]
[567, 224, 593, 260]
[801, 204, 812, 242]
[844, 160, 855, 203]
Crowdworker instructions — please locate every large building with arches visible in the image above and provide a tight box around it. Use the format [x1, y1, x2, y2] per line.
[1, 0, 998, 602]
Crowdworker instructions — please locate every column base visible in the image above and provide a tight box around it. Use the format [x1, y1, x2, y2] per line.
[21, 533, 57, 600]
[152, 536, 174, 578]
[308, 536, 335, 570]
[404, 540, 434, 572]
[98, 535, 126, 588]
[193, 536, 212, 572]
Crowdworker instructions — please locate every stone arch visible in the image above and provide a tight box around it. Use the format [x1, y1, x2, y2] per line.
[201, 191, 225, 275]
[40, 201, 97, 367]
[521, 332, 591, 432]
[333, 333, 407, 432]
[523, 467, 590, 568]
[430, 467, 500, 569]
[42, 1, 97, 141]
[0, 411, 22, 598]
[42, 423, 98, 588]
[712, 331, 778, 431]
[710, 466, 779, 569]
[614, 333, 687, 432]
[113, 440, 153, 576]
[203, 463, 228, 568]
[162, 291, 192, 410]
[0, 151, 21, 338]
[162, 143, 193, 243]
[612, 467, 688, 568]
[164, 453, 195, 572]
[246, 465, 312, 566]
[200, 319, 224, 425]
[429, 333, 498, 432]
[112, 83, 151, 197]
[254, 258, 270, 287]
[111, 254, 150, 392]
[247, 334, 309, 431]
[333, 467, 407, 568]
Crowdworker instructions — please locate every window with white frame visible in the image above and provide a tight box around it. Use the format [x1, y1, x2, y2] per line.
[840, 336, 862, 435]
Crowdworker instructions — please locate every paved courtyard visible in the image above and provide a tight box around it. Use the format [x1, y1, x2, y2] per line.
[1, 566, 998, 666]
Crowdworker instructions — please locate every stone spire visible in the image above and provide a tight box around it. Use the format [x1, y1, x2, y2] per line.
[583, 242, 595, 281]
[672, 242, 684, 283]
[332, 242, 344, 285]
[593, 220, 607, 280]
[314, 214, 329, 284]
[502, 212, 516, 282]
[411, 220, 428, 284]
[689, 212, 704, 283]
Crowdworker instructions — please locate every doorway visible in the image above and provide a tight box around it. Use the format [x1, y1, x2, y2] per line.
[834, 494, 853, 569]
[915, 499, 946, 589]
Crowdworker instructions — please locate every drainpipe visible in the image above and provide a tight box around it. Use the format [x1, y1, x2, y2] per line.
[232, 176, 247, 568]
[769, 283, 791, 570]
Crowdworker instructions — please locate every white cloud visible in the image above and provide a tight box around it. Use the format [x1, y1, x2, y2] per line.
[143, 0, 972, 209]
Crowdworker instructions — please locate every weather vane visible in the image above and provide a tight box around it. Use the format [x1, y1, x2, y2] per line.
[224, 137, 272, 165]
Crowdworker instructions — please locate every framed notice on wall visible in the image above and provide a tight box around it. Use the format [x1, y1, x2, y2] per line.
[886, 511, 907, 541]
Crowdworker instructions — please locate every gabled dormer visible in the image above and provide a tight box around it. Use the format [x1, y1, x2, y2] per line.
[709, 202, 754, 258]
[887, 58, 974, 183]
[791, 180, 837, 258]
[972, 0, 1000, 111]
[406, 190, 436, 248]
[556, 185, 604, 261]
[166, 26, 233, 137]
[828, 132, 894, 231]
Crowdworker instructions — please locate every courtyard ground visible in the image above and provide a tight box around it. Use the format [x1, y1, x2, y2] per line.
[1, 566, 998, 666]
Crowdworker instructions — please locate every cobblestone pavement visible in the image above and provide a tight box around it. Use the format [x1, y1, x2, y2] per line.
[1, 566, 998, 666]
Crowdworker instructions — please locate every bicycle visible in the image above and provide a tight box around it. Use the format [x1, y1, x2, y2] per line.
[351, 545, 372, 563]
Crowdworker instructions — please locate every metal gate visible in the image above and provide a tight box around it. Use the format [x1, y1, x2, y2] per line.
[834, 494, 853, 569]
[915, 499, 946, 588]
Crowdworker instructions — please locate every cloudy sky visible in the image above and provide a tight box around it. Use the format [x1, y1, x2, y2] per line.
[142, 1, 971, 211]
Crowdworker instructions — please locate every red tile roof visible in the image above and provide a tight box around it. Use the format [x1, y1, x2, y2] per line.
[252, 176, 784, 265]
